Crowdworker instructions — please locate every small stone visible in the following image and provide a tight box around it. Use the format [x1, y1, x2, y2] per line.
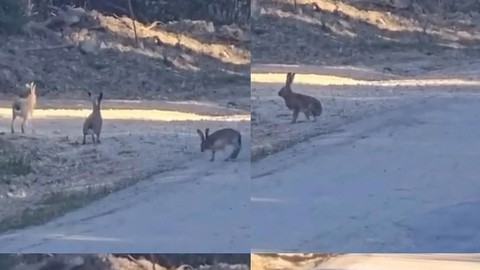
[79, 38, 99, 55]
[7, 189, 26, 198]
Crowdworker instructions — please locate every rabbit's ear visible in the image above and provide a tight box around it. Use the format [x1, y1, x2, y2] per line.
[30, 82, 36, 93]
[98, 92, 103, 104]
[290, 73, 296, 83]
[197, 129, 205, 141]
[205, 128, 210, 138]
[286, 72, 292, 85]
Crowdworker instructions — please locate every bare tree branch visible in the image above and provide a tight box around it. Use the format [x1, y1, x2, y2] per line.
[127, 0, 138, 47]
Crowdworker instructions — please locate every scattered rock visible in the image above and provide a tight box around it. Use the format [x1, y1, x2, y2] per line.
[78, 38, 99, 55]
[7, 189, 27, 199]
[218, 24, 249, 42]
[390, 0, 412, 9]
[168, 20, 215, 35]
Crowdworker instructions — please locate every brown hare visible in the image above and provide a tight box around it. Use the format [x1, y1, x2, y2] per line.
[278, 72, 322, 123]
[11, 82, 37, 134]
[196, 128, 242, 161]
[83, 91, 103, 144]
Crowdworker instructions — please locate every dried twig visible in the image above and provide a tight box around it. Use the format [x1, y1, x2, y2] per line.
[150, 254, 157, 270]
[103, 0, 129, 14]
[21, 43, 75, 52]
[126, 254, 143, 268]
[127, 0, 138, 47]
[146, 21, 163, 30]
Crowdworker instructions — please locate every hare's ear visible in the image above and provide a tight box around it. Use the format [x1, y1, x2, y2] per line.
[98, 92, 103, 103]
[30, 82, 36, 93]
[197, 129, 205, 141]
[286, 72, 292, 85]
[205, 128, 210, 138]
[290, 73, 296, 83]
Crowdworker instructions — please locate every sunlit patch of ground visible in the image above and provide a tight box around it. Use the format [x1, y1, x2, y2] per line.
[251, 72, 480, 87]
[0, 108, 250, 122]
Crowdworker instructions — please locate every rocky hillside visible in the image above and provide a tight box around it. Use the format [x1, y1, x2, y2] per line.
[0, 254, 250, 270]
[0, 1, 250, 102]
[252, 0, 480, 68]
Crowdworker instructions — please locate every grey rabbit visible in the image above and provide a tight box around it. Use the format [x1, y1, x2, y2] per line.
[278, 72, 322, 123]
[197, 128, 242, 161]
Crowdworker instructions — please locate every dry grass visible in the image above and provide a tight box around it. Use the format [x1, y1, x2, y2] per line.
[0, 138, 31, 183]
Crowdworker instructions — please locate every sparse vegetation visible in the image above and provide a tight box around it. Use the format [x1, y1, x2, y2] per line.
[0, 185, 112, 232]
[0, 139, 31, 183]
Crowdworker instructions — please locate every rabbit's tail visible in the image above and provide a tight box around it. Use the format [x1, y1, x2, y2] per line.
[313, 103, 322, 116]
[228, 134, 242, 160]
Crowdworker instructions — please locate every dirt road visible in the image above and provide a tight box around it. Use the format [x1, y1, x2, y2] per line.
[252, 90, 480, 252]
[0, 100, 250, 253]
[0, 157, 250, 253]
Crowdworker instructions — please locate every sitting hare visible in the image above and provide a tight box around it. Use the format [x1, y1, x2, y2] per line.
[197, 128, 242, 161]
[278, 72, 322, 123]
[11, 82, 37, 134]
[83, 91, 103, 144]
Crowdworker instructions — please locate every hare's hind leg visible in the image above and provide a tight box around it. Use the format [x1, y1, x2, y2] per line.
[210, 150, 215, 162]
[82, 134, 87, 145]
[91, 133, 95, 144]
[228, 145, 241, 161]
[30, 120, 35, 134]
[10, 115, 16, 134]
[21, 118, 26, 134]
[304, 111, 311, 122]
[96, 133, 101, 144]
